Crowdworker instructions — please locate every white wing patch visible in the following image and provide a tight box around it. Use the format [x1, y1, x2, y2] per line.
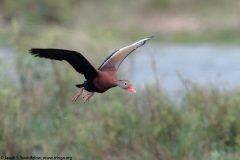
[99, 36, 153, 71]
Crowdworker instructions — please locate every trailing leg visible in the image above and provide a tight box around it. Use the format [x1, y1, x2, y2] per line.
[72, 87, 84, 101]
[83, 92, 94, 103]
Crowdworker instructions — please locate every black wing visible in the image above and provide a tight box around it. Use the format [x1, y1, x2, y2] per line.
[30, 48, 98, 79]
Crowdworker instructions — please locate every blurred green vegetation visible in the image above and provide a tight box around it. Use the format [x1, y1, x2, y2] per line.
[1, 64, 240, 159]
[1, 0, 240, 48]
[0, 0, 240, 159]
[0, 0, 78, 24]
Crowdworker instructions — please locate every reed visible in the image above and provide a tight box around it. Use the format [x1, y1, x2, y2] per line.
[1, 52, 240, 159]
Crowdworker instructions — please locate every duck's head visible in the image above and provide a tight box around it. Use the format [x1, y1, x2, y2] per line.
[117, 80, 136, 93]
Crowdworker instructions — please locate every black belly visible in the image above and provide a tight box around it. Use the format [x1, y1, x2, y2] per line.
[83, 79, 105, 93]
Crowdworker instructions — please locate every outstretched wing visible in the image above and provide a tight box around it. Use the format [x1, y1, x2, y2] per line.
[98, 36, 153, 71]
[30, 48, 98, 79]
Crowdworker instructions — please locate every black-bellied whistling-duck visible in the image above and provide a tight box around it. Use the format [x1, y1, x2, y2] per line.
[30, 36, 152, 103]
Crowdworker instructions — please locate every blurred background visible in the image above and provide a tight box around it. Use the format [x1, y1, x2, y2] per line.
[0, 0, 240, 159]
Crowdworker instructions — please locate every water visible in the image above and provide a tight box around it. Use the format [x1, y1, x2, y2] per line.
[122, 44, 240, 98]
[0, 48, 19, 85]
[1, 45, 240, 99]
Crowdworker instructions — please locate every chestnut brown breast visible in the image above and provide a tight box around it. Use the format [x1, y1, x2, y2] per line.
[93, 70, 117, 91]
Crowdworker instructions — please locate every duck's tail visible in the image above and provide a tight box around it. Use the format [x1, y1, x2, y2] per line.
[75, 84, 84, 88]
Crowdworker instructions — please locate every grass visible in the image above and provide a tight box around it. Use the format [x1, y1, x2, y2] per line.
[166, 30, 240, 44]
[1, 0, 240, 48]
[1, 52, 240, 159]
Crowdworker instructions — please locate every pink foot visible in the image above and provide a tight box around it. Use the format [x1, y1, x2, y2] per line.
[83, 92, 94, 103]
[72, 87, 84, 101]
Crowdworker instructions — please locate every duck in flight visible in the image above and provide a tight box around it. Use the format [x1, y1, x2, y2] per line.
[30, 36, 153, 103]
